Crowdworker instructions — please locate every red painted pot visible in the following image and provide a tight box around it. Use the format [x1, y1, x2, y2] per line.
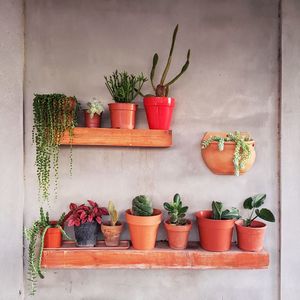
[109, 103, 137, 129]
[195, 210, 235, 252]
[143, 97, 175, 130]
[84, 110, 101, 128]
[235, 220, 266, 252]
[44, 227, 62, 248]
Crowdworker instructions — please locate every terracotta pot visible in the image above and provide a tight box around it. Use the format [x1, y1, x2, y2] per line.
[164, 220, 192, 250]
[143, 97, 175, 130]
[101, 222, 123, 247]
[125, 209, 162, 250]
[84, 110, 102, 128]
[74, 221, 99, 247]
[201, 132, 256, 175]
[235, 220, 266, 252]
[44, 227, 62, 248]
[195, 210, 235, 251]
[108, 103, 137, 129]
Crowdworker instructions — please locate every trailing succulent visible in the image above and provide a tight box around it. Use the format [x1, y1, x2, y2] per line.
[211, 201, 240, 220]
[108, 201, 119, 226]
[142, 24, 190, 97]
[163, 193, 188, 225]
[132, 195, 153, 216]
[32, 93, 79, 202]
[25, 207, 70, 295]
[201, 131, 253, 176]
[242, 194, 275, 226]
[86, 99, 104, 118]
[104, 70, 147, 103]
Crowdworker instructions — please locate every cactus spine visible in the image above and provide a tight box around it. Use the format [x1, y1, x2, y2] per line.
[132, 195, 153, 216]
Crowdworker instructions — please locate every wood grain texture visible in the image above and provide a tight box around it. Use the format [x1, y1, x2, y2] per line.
[42, 241, 269, 269]
[60, 128, 172, 147]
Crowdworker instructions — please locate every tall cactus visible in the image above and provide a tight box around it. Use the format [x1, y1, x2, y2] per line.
[149, 24, 190, 97]
[132, 195, 153, 216]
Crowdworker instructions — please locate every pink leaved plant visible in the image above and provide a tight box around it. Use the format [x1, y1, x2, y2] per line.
[66, 200, 108, 227]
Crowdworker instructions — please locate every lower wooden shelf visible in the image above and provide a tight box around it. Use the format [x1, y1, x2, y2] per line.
[42, 241, 269, 269]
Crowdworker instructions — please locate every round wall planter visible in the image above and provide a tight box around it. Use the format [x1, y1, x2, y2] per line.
[84, 110, 102, 128]
[108, 103, 137, 129]
[201, 132, 256, 175]
[195, 210, 235, 251]
[125, 209, 162, 250]
[101, 222, 123, 247]
[44, 227, 62, 248]
[164, 220, 192, 250]
[143, 97, 175, 130]
[74, 221, 99, 247]
[235, 220, 266, 252]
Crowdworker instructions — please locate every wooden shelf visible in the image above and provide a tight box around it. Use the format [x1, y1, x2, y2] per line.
[42, 241, 269, 270]
[60, 128, 172, 147]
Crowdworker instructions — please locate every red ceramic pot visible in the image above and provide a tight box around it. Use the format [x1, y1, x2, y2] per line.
[143, 97, 175, 130]
[108, 103, 137, 129]
[44, 227, 62, 248]
[84, 110, 101, 128]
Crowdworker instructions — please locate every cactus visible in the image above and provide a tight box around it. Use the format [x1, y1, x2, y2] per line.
[108, 201, 118, 226]
[144, 25, 190, 97]
[132, 195, 153, 216]
[163, 193, 188, 225]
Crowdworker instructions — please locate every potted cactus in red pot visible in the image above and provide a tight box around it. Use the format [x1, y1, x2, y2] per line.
[163, 193, 192, 250]
[66, 200, 108, 247]
[235, 194, 275, 252]
[141, 25, 190, 130]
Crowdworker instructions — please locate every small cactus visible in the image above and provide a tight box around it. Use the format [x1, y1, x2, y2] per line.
[132, 195, 153, 216]
[108, 201, 118, 226]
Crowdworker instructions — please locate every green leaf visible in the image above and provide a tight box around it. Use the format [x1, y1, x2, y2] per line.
[180, 206, 188, 214]
[212, 201, 223, 219]
[243, 197, 254, 209]
[252, 194, 266, 208]
[221, 208, 240, 220]
[173, 193, 181, 205]
[163, 202, 172, 211]
[256, 208, 275, 222]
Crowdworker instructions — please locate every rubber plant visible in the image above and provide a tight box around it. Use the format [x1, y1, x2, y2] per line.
[201, 131, 253, 176]
[211, 201, 240, 220]
[25, 207, 70, 295]
[32, 93, 79, 202]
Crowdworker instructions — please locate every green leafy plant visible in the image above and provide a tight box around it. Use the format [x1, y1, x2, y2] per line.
[142, 24, 190, 97]
[108, 201, 119, 226]
[163, 193, 188, 225]
[201, 131, 253, 176]
[86, 99, 104, 118]
[104, 70, 147, 103]
[24, 207, 70, 295]
[242, 194, 275, 226]
[132, 195, 153, 216]
[211, 201, 240, 220]
[32, 93, 79, 202]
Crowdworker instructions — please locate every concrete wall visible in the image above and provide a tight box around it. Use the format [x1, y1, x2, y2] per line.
[0, 0, 24, 299]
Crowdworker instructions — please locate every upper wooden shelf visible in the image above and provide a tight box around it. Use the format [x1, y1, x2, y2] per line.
[42, 241, 269, 270]
[60, 128, 172, 147]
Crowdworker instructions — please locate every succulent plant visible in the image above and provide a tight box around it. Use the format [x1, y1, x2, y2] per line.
[104, 70, 147, 103]
[108, 201, 118, 226]
[132, 195, 153, 216]
[142, 24, 190, 97]
[163, 193, 188, 225]
[242, 194, 275, 226]
[86, 99, 104, 118]
[201, 131, 253, 176]
[211, 201, 240, 220]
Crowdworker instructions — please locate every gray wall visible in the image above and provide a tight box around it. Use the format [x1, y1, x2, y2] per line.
[23, 0, 280, 299]
[0, 0, 24, 299]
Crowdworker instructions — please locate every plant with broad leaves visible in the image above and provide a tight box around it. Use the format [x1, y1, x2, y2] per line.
[108, 201, 119, 226]
[242, 194, 275, 226]
[201, 131, 253, 176]
[211, 201, 240, 220]
[24, 207, 70, 296]
[163, 193, 188, 225]
[86, 99, 104, 118]
[66, 200, 108, 227]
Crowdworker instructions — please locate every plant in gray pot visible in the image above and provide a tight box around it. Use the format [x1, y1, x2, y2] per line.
[66, 200, 108, 247]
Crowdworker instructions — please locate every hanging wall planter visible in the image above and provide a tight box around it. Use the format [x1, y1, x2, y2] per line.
[201, 131, 256, 176]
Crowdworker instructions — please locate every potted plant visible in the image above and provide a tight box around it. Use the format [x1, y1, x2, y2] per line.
[84, 98, 104, 128]
[235, 194, 275, 251]
[125, 195, 162, 250]
[25, 207, 70, 295]
[66, 200, 108, 247]
[141, 24, 190, 130]
[201, 131, 256, 176]
[101, 201, 123, 246]
[195, 201, 240, 251]
[32, 93, 79, 202]
[104, 70, 147, 129]
[163, 193, 192, 250]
